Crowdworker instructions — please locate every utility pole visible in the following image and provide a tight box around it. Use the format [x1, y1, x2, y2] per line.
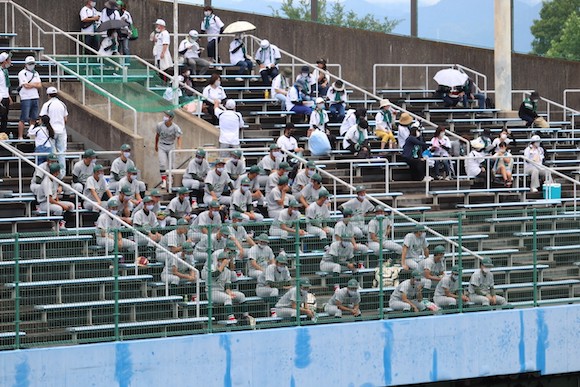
[311, 0, 318, 22]
[494, 0, 512, 111]
[204, 0, 211, 7]
[411, 0, 418, 37]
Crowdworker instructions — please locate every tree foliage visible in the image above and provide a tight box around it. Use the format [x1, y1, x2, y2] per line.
[271, 0, 401, 34]
[530, 0, 580, 57]
[546, 11, 580, 60]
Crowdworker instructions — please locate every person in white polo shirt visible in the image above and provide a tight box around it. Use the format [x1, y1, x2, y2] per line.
[200, 6, 225, 64]
[39, 86, 68, 174]
[215, 99, 244, 156]
[17, 56, 42, 140]
[254, 39, 281, 86]
[178, 30, 210, 77]
[276, 123, 303, 156]
[229, 32, 253, 81]
[150, 19, 172, 72]
[79, 0, 100, 52]
[0, 52, 12, 135]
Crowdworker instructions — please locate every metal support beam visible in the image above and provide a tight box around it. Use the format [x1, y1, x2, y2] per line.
[494, 0, 512, 111]
[411, 0, 418, 37]
[311, 0, 318, 22]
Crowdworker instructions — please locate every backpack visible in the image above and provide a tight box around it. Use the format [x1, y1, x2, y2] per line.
[373, 261, 401, 288]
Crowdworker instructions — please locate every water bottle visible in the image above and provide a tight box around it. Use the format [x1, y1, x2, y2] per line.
[264, 89, 270, 99]
[8, 132, 13, 140]
[191, 197, 197, 209]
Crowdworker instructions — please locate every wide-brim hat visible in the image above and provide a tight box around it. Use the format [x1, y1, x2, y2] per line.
[379, 99, 391, 108]
[399, 113, 413, 126]
[530, 134, 541, 142]
[332, 81, 345, 92]
[470, 138, 485, 151]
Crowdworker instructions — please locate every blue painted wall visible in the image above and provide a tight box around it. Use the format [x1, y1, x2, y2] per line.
[2, 305, 579, 386]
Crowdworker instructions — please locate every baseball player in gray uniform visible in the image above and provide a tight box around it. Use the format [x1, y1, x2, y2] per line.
[190, 200, 222, 242]
[367, 205, 402, 255]
[324, 278, 362, 318]
[83, 164, 113, 211]
[182, 148, 210, 203]
[231, 177, 264, 221]
[160, 242, 196, 285]
[95, 198, 136, 253]
[341, 185, 374, 236]
[434, 265, 469, 307]
[203, 159, 233, 205]
[292, 161, 316, 195]
[269, 199, 305, 240]
[256, 253, 291, 298]
[265, 161, 293, 196]
[275, 278, 316, 320]
[297, 173, 324, 208]
[334, 208, 369, 254]
[117, 166, 144, 205]
[265, 175, 291, 219]
[228, 212, 255, 258]
[257, 144, 283, 188]
[401, 224, 430, 270]
[305, 188, 334, 240]
[389, 270, 426, 312]
[208, 251, 252, 324]
[155, 218, 188, 264]
[30, 154, 61, 196]
[320, 233, 356, 274]
[468, 258, 506, 306]
[71, 149, 97, 193]
[109, 144, 145, 193]
[247, 234, 275, 278]
[225, 150, 245, 182]
[155, 110, 182, 189]
[166, 187, 193, 224]
[194, 225, 230, 264]
[417, 245, 446, 289]
[132, 195, 162, 244]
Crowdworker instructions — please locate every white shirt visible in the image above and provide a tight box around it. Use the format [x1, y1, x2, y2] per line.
[215, 107, 244, 146]
[27, 124, 52, 148]
[202, 84, 227, 103]
[286, 86, 302, 111]
[229, 38, 247, 64]
[343, 124, 368, 149]
[39, 98, 68, 134]
[99, 7, 120, 23]
[271, 73, 288, 96]
[340, 109, 357, 136]
[254, 45, 281, 67]
[397, 124, 410, 149]
[276, 135, 298, 152]
[98, 36, 118, 56]
[18, 69, 41, 100]
[465, 150, 485, 177]
[152, 30, 170, 59]
[309, 108, 329, 129]
[79, 6, 99, 33]
[200, 14, 224, 42]
[0, 66, 9, 98]
[179, 38, 200, 59]
[326, 86, 347, 106]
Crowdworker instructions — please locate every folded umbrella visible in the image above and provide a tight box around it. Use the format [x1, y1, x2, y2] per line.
[96, 19, 129, 33]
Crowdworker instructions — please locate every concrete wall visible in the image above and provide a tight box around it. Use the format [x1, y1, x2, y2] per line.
[12, 0, 580, 107]
[1, 305, 579, 386]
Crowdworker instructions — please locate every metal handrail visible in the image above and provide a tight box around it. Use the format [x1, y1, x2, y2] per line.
[563, 89, 580, 116]
[0, 140, 202, 317]
[281, 148, 485, 263]
[372, 63, 488, 97]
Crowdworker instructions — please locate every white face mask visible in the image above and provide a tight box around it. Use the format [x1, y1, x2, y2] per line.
[277, 266, 284, 273]
[212, 210, 220, 218]
[357, 194, 365, 201]
[307, 169, 315, 177]
[301, 72, 309, 77]
[288, 209, 294, 216]
[204, 10, 211, 16]
[241, 185, 250, 193]
[348, 290, 357, 297]
[341, 241, 350, 248]
[110, 209, 118, 215]
[316, 103, 324, 109]
[123, 152, 131, 159]
[451, 274, 458, 281]
[25, 64, 35, 71]
[533, 142, 540, 147]
[482, 268, 490, 274]
[214, 80, 221, 87]
[272, 151, 282, 158]
[163, 116, 171, 122]
[111, 33, 118, 39]
[155, 27, 161, 33]
[90, 1, 96, 7]
[146, 204, 154, 211]
[500, 133, 507, 140]
[438, 133, 445, 139]
[98, 173, 105, 179]
[216, 167, 224, 173]
[195, 157, 203, 164]
[257, 244, 265, 249]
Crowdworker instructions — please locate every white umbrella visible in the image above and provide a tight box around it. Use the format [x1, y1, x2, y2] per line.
[223, 21, 256, 34]
[433, 68, 468, 87]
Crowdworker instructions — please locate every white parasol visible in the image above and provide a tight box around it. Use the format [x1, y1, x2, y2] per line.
[223, 21, 257, 34]
[433, 68, 468, 87]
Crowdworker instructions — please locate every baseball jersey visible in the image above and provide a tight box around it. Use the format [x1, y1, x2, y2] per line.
[234, 173, 259, 191]
[306, 201, 330, 228]
[72, 160, 94, 185]
[265, 186, 287, 213]
[417, 257, 445, 277]
[468, 270, 495, 295]
[161, 254, 191, 277]
[195, 233, 227, 253]
[166, 197, 191, 218]
[37, 175, 58, 203]
[192, 210, 221, 230]
[257, 263, 291, 288]
[272, 209, 300, 231]
[248, 244, 275, 268]
[156, 122, 182, 145]
[322, 241, 354, 263]
[292, 169, 312, 195]
[231, 188, 252, 213]
[258, 154, 281, 173]
[184, 158, 210, 181]
[276, 287, 308, 308]
[390, 279, 420, 302]
[266, 172, 284, 195]
[118, 176, 140, 198]
[367, 217, 392, 241]
[84, 175, 108, 199]
[434, 274, 459, 298]
[298, 183, 322, 204]
[328, 287, 360, 306]
[157, 229, 186, 252]
[229, 224, 249, 242]
[225, 159, 245, 180]
[334, 220, 357, 241]
[403, 233, 429, 260]
[110, 157, 135, 182]
[204, 169, 231, 197]
[132, 208, 158, 228]
[96, 212, 123, 237]
[209, 267, 232, 292]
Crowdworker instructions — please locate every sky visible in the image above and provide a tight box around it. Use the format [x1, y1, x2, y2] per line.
[176, 0, 544, 53]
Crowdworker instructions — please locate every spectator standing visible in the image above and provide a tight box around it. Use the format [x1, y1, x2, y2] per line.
[202, 73, 227, 124]
[523, 134, 545, 193]
[0, 53, 11, 135]
[116, 1, 133, 56]
[215, 99, 244, 156]
[27, 115, 55, 164]
[519, 91, 549, 128]
[39, 87, 68, 174]
[98, 29, 120, 56]
[229, 33, 253, 80]
[309, 97, 329, 136]
[200, 6, 225, 64]
[179, 30, 210, 77]
[100, 0, 120, 23]
[155, 110, 182, 189]
[326, 80, 347, 123]
[150, 19, 173, 72]
[17, 56, 42, 140]
[255, 39, 281, 86]
[79, 0, 100, 52]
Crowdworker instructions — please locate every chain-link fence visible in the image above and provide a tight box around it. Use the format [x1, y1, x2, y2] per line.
[2, 206, 578, 350]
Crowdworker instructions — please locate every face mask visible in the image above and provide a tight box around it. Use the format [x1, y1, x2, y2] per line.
[482, 268, 490, 274]
[212, 210, 220, 218]
[307, 170, 315, 177]
[110, 209, 118, 215]
[25, 64, 35, 71]
[533, 142, 540, 147]
[277, 267, 284, 273]
[273, 151, 282, 158]
[451, 274, 458, 281]
[500, 133, 507, 140]
[532, 99, 539, 103]
[163, 116, 170, 122]
[146, 204, 154, 211]
[123, 152, 131, 159]
[257, 244, 265, 249]
[90, 159, 97, 165]
[155, 27, 161, 33]
[438, 133, 445, 139]
[195, 157, 203, 164]
[90, 1, 96, 7]
[184, 253, 194, 261]
[416, 131, 421, 137]
[324, 199, 330, 205]
[216, 167, 224, 173]
[288, 209, 294, 216]
[316, 103, 324, 109]
[301, 72, 309, 77]
[357, 194, 365, 201]
[241, 186, 250, 193]
[348, 290, 357, 297]
[214, 80, 221, 87]
[341, 241, 350, 248]
[98, 173, 104, 179]
[204, 10, 211, 16]
[159, 219, 167, 227]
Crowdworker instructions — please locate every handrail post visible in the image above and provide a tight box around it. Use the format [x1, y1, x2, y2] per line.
[532, 209, 538, 307]
[294, 219, 302, 327]
[378, 215, 384, 320]
[457, 213, 463, 313]
[113, 229, 120, 341]
[14, 233, 20, 350]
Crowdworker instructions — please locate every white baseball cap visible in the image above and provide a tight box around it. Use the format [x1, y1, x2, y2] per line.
[46, 86, 58, 95]
[154, 19, 166, 27]
[25, 56, 35, 64]
[260, 39, 270, 49]
[0, 52, 9, 63]
[225, 99, 236, 110]
[315, 97, 325, 104]
[188, 30, 198, 38]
